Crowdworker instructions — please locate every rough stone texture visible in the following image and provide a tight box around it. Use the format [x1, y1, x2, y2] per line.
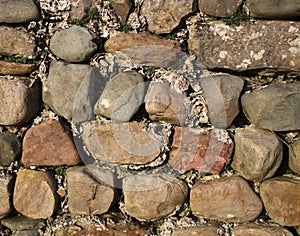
[1, 216, 45, 230]
[110, 0, 132, 21]
[0, 0, 40, 23]
[0, 176, 13, 219]
[0, 61, 38, 75]
[0, 77, 40, 126]
[172, 226, 219, 236]
[0, 133, 21, 166]
[82, 122, 162, 165]
[190, 176, 263, 222]
[260, 176, 300, 226]
[14, 230, 40, 236]
[66, 166, 115, 215]
[289, 140, 300, 174]
[247, 0, 300, 19]
[0, 26, 37, 59]
[188, 20, 300, 72]
[232, 223, 293, 236]
[70, 0, 98, 20]
[49, 25, 99, 63]
[141, 0, 194, 34]
[43, 61, 101, 122]
[169, 127, 234, 174]
[22, 119, 81, 166]
[200, 73, 244, 128]
[199, 0, 243, 17]
[13, 169, 58, 219]
[94, 70, 146, 122]
[123, 174, 188, 220]
[231, 126, 283, 181]
[241, 83, 300, 131]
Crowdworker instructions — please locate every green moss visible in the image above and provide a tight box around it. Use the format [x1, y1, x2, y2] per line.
[117, 17, 131, 32]
[208, 6, 249, 26]
[0, 55, 37, 64]
[71, 11, 101, 26]
[49, 166, 69, 175]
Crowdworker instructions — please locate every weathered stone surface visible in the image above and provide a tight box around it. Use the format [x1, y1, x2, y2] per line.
[172, 226, 219, 236]
[188, 20, 300, 72]
[43, 61, 101, 121]
[0, 26, 37, 59]
[49, 25, 99, 62]
[190, 176, 263, 222]
[141, 0, 194, 34]
[231, 126, 283, 181]
[241, 83, 300, 131]
[70, 0, 98, 20]
[14, 230, 40, 236]
[1, 216, 45, 230]
[199, 0, 243, 17]
[289, 140, 300, 174]
[200, 73, 244, 128]
[0, 61, 38, 75]
[123, 174, 188, 220]
[66, 166, 115, 215]
[22, 119, 81, 166]
[0, 133, 21, 166]
[82, 122, 162, 165]
[94, 70, 146, 122]
[169, 127, 234, 174]
[260, 176, 300, 226]
[0, 77, 40, 126]
[232, 223, 293, 236]
[13, 169, 58, 219]
[110, 0, 132, 21]
[0, 176, 13, 219]
[247, 0, 300, 19]
[0, 0, 40, 23]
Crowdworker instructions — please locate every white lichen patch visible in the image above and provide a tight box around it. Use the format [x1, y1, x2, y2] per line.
[213, 128, 232, 144]
[250, 49, 265, 60]
[209, 22, 234, 41]
[248, 32, 262, 40]
[288, 26, 299, 34]
[236, 59, 251, 69]
[219, 51, 228, 59]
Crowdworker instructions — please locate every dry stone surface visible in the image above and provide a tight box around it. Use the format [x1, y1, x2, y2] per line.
[1, 215, 45, 231]
[289, 139, 300, 174]
[232, 223, 293, 236]
[0, 176, 13, 219]
[199, 0, 243, 17]
[0, 133, 21, 166]
[109, 0, 133, 21]
[0, 61, 37, 75]
[14, 230, 40, 236]
[172, 226, 219, 236]
[69, 0, 98, 20]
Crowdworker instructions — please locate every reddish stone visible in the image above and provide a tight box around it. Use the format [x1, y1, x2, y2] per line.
[22, 120, 81, 166]
[169, 127, 233, 174]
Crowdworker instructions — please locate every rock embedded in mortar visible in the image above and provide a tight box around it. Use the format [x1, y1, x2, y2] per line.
[0, 176, 14, 219]
[69, 0, 98, 20]
[109, 0, 133, 21]
[232, 223, 294, 236]
[199, 0, 243, 17]
[289, 140, 300, 174]
[0, 133, 21, 166]
[1, 215, 45, 231]
[172, 226, 219, 236]
[0, 61, 38, 76]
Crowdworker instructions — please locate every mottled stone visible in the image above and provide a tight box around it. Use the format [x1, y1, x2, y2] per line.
[1, 216, 45, 230]
[0, 61, 38, 75]
[0, 77, 40, 126]
[231, 126, 283, 181]
[260, 176, 300, 226]
[22, 120, 81, 166]
[13, 169, 58, 219]
[66, 166, 115, 215]
[232, 223, 293, 236]
[50, 25, 99, 62]
[199, 0, 243, 17]
[82, 122, 162, 165]
[0, 0, 40, 23]
[110, 0, 132, 21]
[70, 0, 98, 20]
[289, 140, 300, 174]
[241, 83, 300, 131]
[0, 133, 21, 166]
[14, 230, 40, 236]
[123, 174, 188, 220]
[190, 176, 263, 222]
[141, 0, 194, 34]
[172, 226, 219, 236]
[188, 20, 300, 72]
[169, 127, 234, 174]
[0, 176, 13, 219]
[0, 26, 37, 59]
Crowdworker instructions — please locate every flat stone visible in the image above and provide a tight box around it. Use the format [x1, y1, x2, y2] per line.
[14, 230, 40, 236]
[188, 20, 300, 72]
[82, 122, 162, 165]
[70, 0, 98, 20]
[200, 73, 244, 128]
[0, 26, 37, 59]
[199, 0, 243, 17]
[0, 176, 13, 219]
[0, 133, 21, 166]
[123, 174, 188, 220]
[49, 25, 99, 63]
[232, 223, 293, 236]
[169, 127, 234, 174]
[141, 0, 194, 34]
[0, 0, 40, 23]
[247, 0, 300, 19]
[1, 216, 45, 230]
[172, 226, 219, 236]
[260, 176, 300, 226]
[0, 61, 38, 75]
[22, 119, 81, 166]
[66, 166, 115, 215]
[231, 126, 283, 181]
[94, 70, 146, 122]
[241, 83, 300, 131]
[289, 140, 300, 174]
[110, 0, 132, 21]
[13, 169, 58, 219]
[190, 176, 263, 222]
[0, 77, 40, 126]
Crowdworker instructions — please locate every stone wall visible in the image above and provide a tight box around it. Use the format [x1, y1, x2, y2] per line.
[0, 0, 299, 235]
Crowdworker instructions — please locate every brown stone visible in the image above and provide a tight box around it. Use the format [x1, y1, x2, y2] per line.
[199, 0, 243, 17]
[169, 127, 233, 174]
[0, 176, 13, 219]
[70, 0, 98, 20]
[172, 226, 219, 236]
[13, 169, 58, 219]
[22, 119, 81, 166]
[232, 223, 293, 236]
[260, 176, 300, 226]
[289, 140, 300, 174]
[1, 215, 45, 230]
[0, 61, 38, 75]
[190, 176, 263, 222]
[110, 0, 132, 21]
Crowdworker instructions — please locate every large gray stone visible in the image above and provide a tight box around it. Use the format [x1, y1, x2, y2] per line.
[0, 176, 13, 219]
[289, 139, 300, 174]
[241, 83, 300, 131]
[0, 133, 21, 166]
[199, 0, 243, 17]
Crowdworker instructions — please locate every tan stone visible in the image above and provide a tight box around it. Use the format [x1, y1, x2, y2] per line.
[172, 226, 219, 236]
[0, 61, 37, 75]
[110, 0, 132, 21]
[232, 223, 293, 236]
[199, 0, 243, 17]
[289, 140, 300, 174]
[0, 176, 13, 219]
[70, 0, 98, 20]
